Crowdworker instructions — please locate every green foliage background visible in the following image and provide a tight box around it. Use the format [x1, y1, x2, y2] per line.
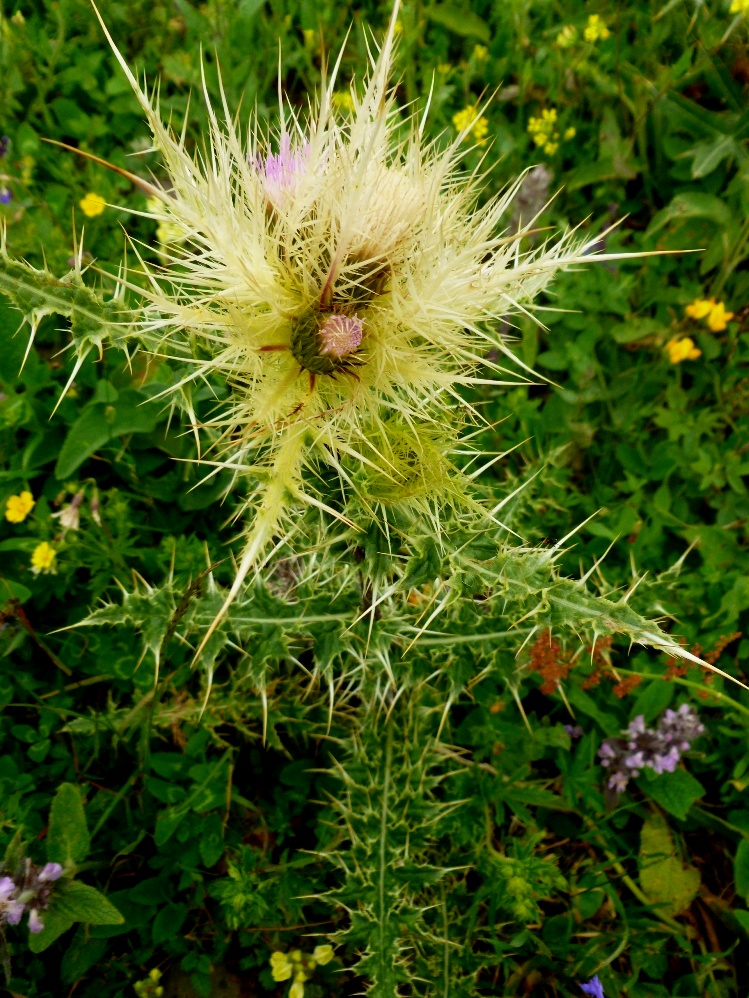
[1, 1, 749, 996]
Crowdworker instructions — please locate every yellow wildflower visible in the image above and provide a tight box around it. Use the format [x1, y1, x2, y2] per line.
[270, 951, 293, 982]
[312, 944, 334, 965]
[706, 301, 734, 331]
[472, 44, 488, 61]
[584, 14, 611, 42]
[289, 984, 304, 998]
[31, 541, 57, 575]
[555, 25, 577, 48]
[528, 109, 560, 154]
[730, 0, 749, 13]
[563, 126, 576, 140]
[452, 105, 489, 145]
[79, 192, 107, 217]
[665, 336, 701, 364]
[303, 28, 315, 47]
[685, 297, 734, 330]
[437, 62, 452, 76]
[5, 491, 35, 523]
[685, 298, 714, 319]
[294, 970, 308, 983]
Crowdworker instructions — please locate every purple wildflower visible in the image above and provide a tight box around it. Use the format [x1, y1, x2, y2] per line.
[598, 703, 704, 796]
[579, 976, 605, 998]
[27, 909, 44, 934]
[0, 186, 12, 205]
[0, 136, 8, 158]
[257, 134, 310, 210]
[564, 724, 584, 739]
[38, 863, 63, 883]
[0, 876, 24, 925]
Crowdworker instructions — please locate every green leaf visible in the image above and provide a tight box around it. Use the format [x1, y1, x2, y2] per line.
[645, 192, 732, 238]
[735, 839, 749, 901]
[152, 902, 187, 944]
[425, 4, 490, 41]
[47, 783, 91, 868]
[199, 812, 225, 868]
[55, 405, 112, 480]
[609, 317, 665, 345]
[688, 134, 738, 179]
[735, 909, 749, 933]
[639, 768, 705, 821]
[27, 908, 76, 953]
[639, 812, 700, 918]
[52, 882, 124, 925]
[630, 680, 674, 724]
[61, 927, 109, 984]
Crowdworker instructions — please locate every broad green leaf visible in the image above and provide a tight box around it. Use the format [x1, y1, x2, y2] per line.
[630, 680, 674, 724]
[152, 902, 187, 944]
[688, 134, 738, 179]
[47, 783, 91, 868]
[52, 881, 124, 925]
[639, 768, 704, 821]
[645, 192, 731, 238]
[27, 908, 76, 953]
[426, 4, 490, 41]
[61, 928, 109, 984]
[609, 317, 665, 345]
[55, 404, 112, 480]
[639, 812, 700, 918]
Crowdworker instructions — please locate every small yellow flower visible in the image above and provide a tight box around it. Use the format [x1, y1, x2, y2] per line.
[472, 44, 488, 62]
[452, 105, 489, 145]
[730, 0, 749, 13]
[543, 141, 559, 155]
[665, 336, 701, 364]
[584, 14, 611, 42]
[685, 297, 714, 320]
[706, 301, 734, 331]
[563, 126, 576, 140]
[685, 297, 734, 331]
[289, 984, 304, 998]
[79, 192, 107, 217]
[148, 969, 162, 982]
[312, 944, 334, 965]
[302, 28, 315, 47]
[270, 951, 293, 982]
[31, 541, 57, 575]
[5, 491, 35, 523]
[437, 62, 452, 76]
[294, 970, 308, 983]
[289, 949, 303, 963]
[555, 24, 577, 48]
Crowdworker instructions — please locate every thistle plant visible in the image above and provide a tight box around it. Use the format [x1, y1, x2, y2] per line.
[63, 0, 677, 654]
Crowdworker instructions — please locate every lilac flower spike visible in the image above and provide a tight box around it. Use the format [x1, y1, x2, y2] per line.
[579, 976, 605, 998]
[598, 703, 704, 795]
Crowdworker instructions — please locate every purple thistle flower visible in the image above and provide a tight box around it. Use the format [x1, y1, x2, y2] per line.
[319, 313, 363, 359]
[27, 908, 44, 934]
[0, 186, 12, 205]
[579, 976, 605, 998]
[256, 134, 310, 210]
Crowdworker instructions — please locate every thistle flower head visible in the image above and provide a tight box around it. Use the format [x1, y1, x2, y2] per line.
[89, 0, 631, 650]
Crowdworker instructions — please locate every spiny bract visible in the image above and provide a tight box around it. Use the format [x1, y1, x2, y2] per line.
[93, 1, 626, 647]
